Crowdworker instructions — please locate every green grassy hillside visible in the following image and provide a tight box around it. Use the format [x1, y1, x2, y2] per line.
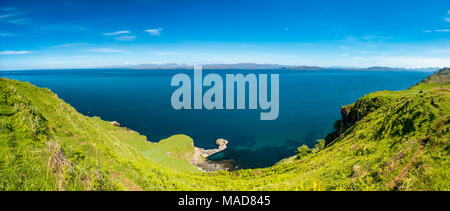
[1, 68, 449, 190]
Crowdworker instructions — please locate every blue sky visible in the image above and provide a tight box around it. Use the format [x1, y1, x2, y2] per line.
[0, 0, 449, 70]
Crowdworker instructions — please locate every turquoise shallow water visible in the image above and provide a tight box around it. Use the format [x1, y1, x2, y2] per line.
[1, 69, 431, 168]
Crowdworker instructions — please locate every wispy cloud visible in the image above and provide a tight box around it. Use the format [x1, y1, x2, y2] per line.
[0, 32, 11, 37]
[115, 35, 136, 41]
[156, 51, 176, 55]
[443, 10, 450, 22]
[0, 50, 31, 55]
[423, 29, 450, 33]
[347, 56, 450, 68]
[433, 49, 450, 53]
[38, 24, 88, 31]
[145, 28, 163, 36]
[103, 30, 130, 36]
[52, 43, 90, 48]
[0, 7, 16, 11]
[361, 35, 392, 41]
[0, 14, 14, 19]
[89, 48, 127, 53]
[0, 7, 28, 25]
[5, 18, 27, 24]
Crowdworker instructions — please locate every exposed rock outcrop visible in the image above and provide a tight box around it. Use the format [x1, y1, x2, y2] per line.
[110, 121, 122, 127]
[191, 138, 229, 171]
[193, 139, 228, 160]
[194, 159, 235, 172]
[325, 95, 389, 144]
[110, 121, 136, 132]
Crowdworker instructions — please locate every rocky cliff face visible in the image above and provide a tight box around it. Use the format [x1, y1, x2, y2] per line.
[419, 68, 450, 85]
[325, 93, 391, 144]
[327, 68, 449, 145]
[340, 96, 387, 130]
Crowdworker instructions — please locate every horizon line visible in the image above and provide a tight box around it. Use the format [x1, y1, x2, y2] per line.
[0, 63, 444, 72]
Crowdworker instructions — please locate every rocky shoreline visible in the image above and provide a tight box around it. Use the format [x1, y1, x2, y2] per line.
[110, 121, 232, 172]
[191, 138, 231, 172]
[193, 159, 236, 172]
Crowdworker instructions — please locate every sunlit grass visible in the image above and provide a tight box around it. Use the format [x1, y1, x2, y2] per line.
[0, 68, 449, 190]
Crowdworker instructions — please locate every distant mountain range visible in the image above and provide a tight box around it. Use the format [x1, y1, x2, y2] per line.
[106, 63, 441, 72]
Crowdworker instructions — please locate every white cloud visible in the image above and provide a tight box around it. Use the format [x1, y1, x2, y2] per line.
[444, 17, 450, 22]
[0, 7, 16, 11]
[0, 14, 13, 19]
[6, 18, 27, 24]
[103, 30, 130, 36]
[0, 7, 28, 25]
[115, 35, 136, 41]
[361, 35, 392, 41]
[53, 43, 89, 48]
[89, 48, 127, 53]
[145, 28, 163, 36]
[0, 50, 31, 55]
[156, 51, 176, 55]
[423, 29, 450, 33]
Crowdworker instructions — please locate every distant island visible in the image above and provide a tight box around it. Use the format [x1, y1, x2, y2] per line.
[98, 63, 440, 72]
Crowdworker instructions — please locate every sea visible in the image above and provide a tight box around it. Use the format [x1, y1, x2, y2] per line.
[0, 69, 431, 168]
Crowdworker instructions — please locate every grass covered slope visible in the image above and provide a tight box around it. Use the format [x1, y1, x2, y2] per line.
[1, 68, 449, 191]
[0, 78, 201, 190]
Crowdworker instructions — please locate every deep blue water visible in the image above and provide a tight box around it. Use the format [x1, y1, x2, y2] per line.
[0, 69, 431, 168]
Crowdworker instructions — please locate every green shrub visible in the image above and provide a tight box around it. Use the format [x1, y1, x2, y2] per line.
[296, 145, 312, 159]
